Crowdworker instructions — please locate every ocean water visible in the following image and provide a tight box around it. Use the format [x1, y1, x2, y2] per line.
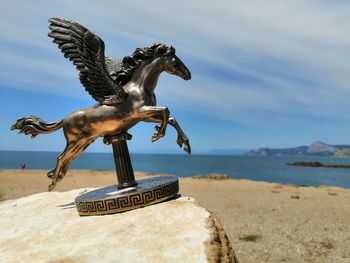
[1, 151, 350, 189]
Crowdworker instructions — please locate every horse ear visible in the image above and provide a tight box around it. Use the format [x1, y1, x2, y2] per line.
[156, 44, 167, 55]
[165, 45, 175, 56]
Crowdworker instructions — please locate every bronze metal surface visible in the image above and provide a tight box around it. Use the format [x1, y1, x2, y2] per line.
[11, 18, 192, 191]
[75, 176, 179, 216]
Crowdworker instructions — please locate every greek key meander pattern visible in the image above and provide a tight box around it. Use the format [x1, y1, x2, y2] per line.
[76, 180, 179, 215]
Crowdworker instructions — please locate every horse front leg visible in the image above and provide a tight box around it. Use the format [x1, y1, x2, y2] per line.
[137, 106, 170, 142]
[169, 118, 191, 154]
[155, 117, 191, 154]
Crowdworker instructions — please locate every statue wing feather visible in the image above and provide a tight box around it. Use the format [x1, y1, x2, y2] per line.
[48, 17, 127, 104]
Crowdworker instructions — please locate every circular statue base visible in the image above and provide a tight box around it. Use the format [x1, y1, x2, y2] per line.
[75, 176, 179, 216]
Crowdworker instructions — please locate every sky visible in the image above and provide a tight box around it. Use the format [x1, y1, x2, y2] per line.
[1, 0, 350, 154]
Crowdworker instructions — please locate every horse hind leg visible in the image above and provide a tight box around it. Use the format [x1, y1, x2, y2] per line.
[47, 142, 73, 179]
[47, 142, 75, 191]
[48, 138, 95, 191]
[58, 138, 95, 181]
[48, 139, 85, 191]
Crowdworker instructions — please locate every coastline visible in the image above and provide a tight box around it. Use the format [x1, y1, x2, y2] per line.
[1, 169, 349, 262]
[3, 151, 350, 189]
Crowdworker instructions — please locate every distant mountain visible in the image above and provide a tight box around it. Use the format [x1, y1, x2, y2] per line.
[245, 141, 350, 157]
[204, 148, 249, 156]
[307, 141, 337, 154]
[244, 146, 309, 157]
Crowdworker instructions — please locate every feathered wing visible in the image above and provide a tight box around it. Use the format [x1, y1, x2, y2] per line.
[105, 56, 122, 81]
[48, 17, 127, 104]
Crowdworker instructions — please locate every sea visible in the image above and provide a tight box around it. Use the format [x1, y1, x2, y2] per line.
[1, 151, 350, 189]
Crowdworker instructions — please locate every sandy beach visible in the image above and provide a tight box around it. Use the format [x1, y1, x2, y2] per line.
[1, 169, 349, 263]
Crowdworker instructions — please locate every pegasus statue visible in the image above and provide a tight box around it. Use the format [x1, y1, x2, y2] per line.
[11, 18, 192, 191]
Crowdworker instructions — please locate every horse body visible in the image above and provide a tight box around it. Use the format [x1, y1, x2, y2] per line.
[12, 45, 191, 191]
[62, 56, 164, 140]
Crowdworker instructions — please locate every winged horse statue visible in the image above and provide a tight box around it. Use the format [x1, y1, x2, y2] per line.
[11, 18, 192, 191]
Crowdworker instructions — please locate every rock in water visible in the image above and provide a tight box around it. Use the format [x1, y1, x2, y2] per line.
[0, 189, 237, 263]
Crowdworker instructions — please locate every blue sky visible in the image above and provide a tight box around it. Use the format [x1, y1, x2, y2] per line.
[1, 0, 350, 153]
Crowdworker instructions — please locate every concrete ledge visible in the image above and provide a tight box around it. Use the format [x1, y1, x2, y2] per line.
[0, 188, 237, 262]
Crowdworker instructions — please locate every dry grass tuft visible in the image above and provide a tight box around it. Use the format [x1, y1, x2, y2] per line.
[239, 234, 262, 242]
[0, 191, 5, 202]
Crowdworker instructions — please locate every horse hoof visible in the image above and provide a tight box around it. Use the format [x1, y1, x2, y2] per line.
[48, 183, 56, 192]
[47, 170, 54, 178]
[103, 136, 111, 145]
[177, 137, 183, 147]
[184, 144, 191, 155]
[151, 133, 162, 142]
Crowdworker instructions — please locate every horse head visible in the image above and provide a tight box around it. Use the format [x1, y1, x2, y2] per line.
[156, 44, 191, 81]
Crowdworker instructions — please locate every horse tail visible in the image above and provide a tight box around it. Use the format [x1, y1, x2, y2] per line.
[11, 116, 63, 138]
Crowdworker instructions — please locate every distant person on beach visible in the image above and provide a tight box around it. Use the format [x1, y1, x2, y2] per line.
[20, 163, 26, 169]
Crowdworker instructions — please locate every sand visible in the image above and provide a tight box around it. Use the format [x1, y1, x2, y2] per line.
[1, 169, 350, 263]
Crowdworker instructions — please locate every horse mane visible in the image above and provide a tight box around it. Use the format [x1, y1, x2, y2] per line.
[111, 43, 175, 86]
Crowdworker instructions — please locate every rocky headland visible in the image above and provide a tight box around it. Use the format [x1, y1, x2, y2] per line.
[245, 141, 350, 157]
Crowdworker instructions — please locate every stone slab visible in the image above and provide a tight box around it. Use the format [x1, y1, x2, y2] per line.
[0, 189, 236, 262]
